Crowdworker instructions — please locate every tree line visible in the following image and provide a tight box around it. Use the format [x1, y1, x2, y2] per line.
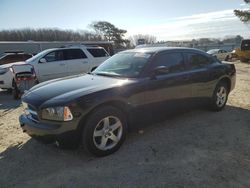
[0, 21, 131, 48]
[0, 28, 102, 42]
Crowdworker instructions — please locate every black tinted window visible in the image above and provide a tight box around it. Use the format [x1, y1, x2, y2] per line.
[153, 52, 185, 73]
[65, 49, 87, 60]
[0, 54, 26, 65]
[241, 40, 250, 51]
[186, 53, 211, 68]
[87, 48, 109, 57]
[44, 50, 65, 62]
[23, 54, 32, 60]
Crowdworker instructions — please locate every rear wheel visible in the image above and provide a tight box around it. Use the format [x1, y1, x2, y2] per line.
[210, 82, 229, 111]
[82, 106, 127, 157]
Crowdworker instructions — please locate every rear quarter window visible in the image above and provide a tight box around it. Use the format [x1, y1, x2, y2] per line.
[87, 48, 109, 57]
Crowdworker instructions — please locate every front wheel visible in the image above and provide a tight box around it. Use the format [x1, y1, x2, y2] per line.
[82, 106, 127, 157]
[210, 82, 229, 111]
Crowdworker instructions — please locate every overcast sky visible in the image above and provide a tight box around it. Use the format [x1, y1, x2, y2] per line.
[0, 0, 249, 40]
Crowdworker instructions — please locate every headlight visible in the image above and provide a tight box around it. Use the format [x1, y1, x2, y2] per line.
[0, 68, 8, 75]
[41, 106, 73, 121]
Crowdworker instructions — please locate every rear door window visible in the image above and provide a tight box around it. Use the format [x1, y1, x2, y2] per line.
[186, 53, 211, 69]
[64, 49, 87, 60]
[87, 48, 109, 57]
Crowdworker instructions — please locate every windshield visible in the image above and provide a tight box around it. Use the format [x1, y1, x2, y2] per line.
[207, 49, 219, 54]
[26, 49, 54, 63]
[92, 52, 151, 78]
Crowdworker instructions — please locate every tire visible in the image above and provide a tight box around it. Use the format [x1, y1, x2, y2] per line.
[210, 81, 229, 111]
[12, 84, 20, 100]
[82, 106, 127, 157]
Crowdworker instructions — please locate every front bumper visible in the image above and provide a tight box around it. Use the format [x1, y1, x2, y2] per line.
[19, 114, 79, 137]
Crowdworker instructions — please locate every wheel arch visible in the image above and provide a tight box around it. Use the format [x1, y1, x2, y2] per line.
[77, 100, 130, 131]
[218, 77, 231, 91]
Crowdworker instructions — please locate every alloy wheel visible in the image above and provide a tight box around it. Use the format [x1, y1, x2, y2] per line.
[216, 86, 227, 107]
[93, 116, 123, 151]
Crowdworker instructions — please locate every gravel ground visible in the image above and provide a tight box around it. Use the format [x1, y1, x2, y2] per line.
[0, 62, 250, 188]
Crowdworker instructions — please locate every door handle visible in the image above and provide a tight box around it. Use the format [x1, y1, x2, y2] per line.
[59, 63, 66, 66]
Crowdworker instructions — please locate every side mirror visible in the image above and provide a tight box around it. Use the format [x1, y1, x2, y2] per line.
[153, 66, 169, 75]
[39, 58, 47, 63]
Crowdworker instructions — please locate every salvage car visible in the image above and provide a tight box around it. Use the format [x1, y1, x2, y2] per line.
[19, 47, 236, 156]
[0, 52, 32, 65]
[207, 49, 231, 61]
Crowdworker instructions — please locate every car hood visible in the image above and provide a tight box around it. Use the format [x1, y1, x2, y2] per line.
[22, 74, 132, 108]
[0, 61, 26, 69]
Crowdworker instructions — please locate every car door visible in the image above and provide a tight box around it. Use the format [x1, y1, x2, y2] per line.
[184, 52, 215, 98]
[143, 52, 192, 105]
[64, 49, 90, 75]
[36, 49, 68, 82]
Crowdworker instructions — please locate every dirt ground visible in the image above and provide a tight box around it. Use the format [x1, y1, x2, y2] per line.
[0, 62, 250, 188]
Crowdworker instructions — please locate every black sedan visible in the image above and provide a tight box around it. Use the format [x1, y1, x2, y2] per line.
[20, 47, 236, 156]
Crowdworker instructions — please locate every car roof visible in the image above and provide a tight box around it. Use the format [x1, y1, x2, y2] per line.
[122, 47, 206, 54]
[58, 45, 105, 50]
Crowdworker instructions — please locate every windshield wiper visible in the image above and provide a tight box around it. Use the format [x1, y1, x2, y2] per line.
[93, 72, 124, 78]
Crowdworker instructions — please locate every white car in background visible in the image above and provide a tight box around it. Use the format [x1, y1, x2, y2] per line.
[207, 49, 231, 61]
[0, 45, 110, 89]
